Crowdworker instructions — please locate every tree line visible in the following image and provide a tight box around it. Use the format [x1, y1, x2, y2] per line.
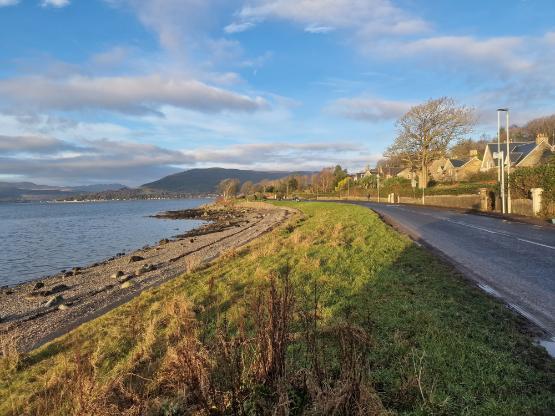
[218, 98, 555, 198]
[217, 165, 360, 199]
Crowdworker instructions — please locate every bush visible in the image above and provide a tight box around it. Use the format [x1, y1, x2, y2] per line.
[510, 165, 555, 216]
[466, 170, 498, 182]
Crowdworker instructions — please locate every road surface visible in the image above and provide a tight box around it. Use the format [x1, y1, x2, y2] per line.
[350, 202, 555, 335]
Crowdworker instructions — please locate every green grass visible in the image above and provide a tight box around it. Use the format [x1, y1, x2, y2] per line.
[1, 202, 553, 415]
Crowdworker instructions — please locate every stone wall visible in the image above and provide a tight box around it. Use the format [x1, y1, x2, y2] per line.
[510, 199, 533, 216]
[314, 192, 553, 219]
[398, 194, 481, 210]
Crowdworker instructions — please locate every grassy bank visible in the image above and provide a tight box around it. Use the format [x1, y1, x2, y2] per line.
[1, 202, 553, 415]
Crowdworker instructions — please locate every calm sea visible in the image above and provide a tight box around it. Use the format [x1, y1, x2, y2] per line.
[0, 199, 211, 286]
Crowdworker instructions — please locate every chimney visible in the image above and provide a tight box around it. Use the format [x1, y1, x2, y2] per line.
[469, 149, 478, 157]
[536, 133, 548, 145]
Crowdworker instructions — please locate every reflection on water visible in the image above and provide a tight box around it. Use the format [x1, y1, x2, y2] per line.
[0, 199, 211, 286]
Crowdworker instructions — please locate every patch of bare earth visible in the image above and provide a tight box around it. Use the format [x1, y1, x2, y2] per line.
[0, 203, 293, 352]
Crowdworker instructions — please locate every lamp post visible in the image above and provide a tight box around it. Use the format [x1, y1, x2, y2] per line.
[506, 110, 511, 214]
[377, 172, 380, 203]
[497, 111, 501, 182]
[497, 108, 510, 214]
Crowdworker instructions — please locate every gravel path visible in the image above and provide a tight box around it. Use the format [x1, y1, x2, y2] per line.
[0, 203, 293, 352]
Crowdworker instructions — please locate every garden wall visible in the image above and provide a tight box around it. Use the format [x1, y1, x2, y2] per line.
[510, 199, 533, 216]
[398, 194, 481, 210]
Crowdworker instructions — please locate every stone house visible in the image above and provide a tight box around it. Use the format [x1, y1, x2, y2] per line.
[452, 157, 482, 181]
[355, 166, 405, 180]
[480, 133, 554, 172]
[351, 166, 374, 181]
[380, 166, 405, 179]
[428, 155, 481, 182]
[396, 167, 416, 181]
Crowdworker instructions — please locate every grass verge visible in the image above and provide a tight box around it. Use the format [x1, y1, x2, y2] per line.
[1, 202, 553, 415]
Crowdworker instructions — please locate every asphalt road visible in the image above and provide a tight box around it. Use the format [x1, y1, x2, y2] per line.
[351, 202, 555, 335]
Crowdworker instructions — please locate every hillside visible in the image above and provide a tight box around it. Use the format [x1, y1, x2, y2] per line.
[0, 182, 126, 202]
[141, 168, 313, 193]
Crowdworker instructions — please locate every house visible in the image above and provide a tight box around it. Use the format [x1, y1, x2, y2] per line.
[480, 134, 554, 172]
[429, 158, 456, 182]
[379, 166, 405, 179]
[427, 151, 482, 182]
[396, 167, 416, 180]
[351, 166, 374, 181]
[452, 157, 482, 181]
[428, 155, 481, 182]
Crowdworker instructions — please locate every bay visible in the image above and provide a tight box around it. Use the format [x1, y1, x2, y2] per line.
[0, 199, 211, 286]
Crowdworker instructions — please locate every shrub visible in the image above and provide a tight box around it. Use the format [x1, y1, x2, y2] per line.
[467, 170, 498, 182]
[510, 164, 555, 216]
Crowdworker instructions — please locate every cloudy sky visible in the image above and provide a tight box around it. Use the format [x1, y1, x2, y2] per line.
[1, 0, 554, 185]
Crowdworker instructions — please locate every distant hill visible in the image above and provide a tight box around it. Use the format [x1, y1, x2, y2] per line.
[70, 184, 127, 193]
[141, 168, 314, 193]
[0, 182, 127, 202]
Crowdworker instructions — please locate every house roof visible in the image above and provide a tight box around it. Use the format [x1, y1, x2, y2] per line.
[450, 158, 470, 168]
[509, 152, 523, 164]
[485, 142, 539, 166]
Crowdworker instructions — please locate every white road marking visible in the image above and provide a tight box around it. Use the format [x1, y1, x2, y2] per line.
[508, 303, 544, 328]
[478, 283, 501, 297]
[517, 238, 555, 250]
[382, 206, 555, 250]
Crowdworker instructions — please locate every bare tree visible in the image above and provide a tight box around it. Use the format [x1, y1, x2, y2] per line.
[318, 167, 335, 192]
[217, 178, 240, 199]
[524, 114, 555, 143]
[240, 180, 254, 196]
[387, 97, 474, 188]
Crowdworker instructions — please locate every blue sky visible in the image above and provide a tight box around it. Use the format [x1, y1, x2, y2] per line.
[1, 0, 554, 185]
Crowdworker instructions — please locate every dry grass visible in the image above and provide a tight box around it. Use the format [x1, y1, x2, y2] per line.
[1, 202, 554, 416]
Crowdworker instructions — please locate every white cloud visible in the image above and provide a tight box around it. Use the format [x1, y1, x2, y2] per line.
[0, 0, 18, 6]
[367, 32, 555, 118]
[103, 1, 267, 74]
[305, 24, 334, 34]
[330, 97, 414, 122]
[0, 137, 194, 185]
[224, 21, 256, 34]
[90, 46, 131, 68]
[0, 135, 377, 185]
[228, 0, 429, 37]
[0, 75, 268, 115]
[187, 141, 378, 171]
[41, 0, 70, 7]
[0, 135, 77, 154]
[106, 0, 233, 51]
[379, 35, 532, 74]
